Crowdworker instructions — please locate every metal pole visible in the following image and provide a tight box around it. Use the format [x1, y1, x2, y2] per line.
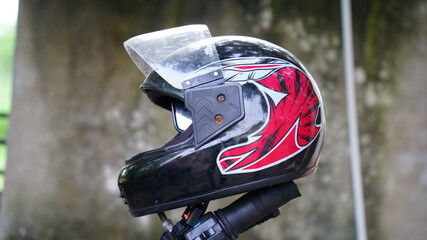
[340, 0, 368, 239]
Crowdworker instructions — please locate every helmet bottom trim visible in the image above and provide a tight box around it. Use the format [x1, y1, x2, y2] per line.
[129, 165, 317, 217]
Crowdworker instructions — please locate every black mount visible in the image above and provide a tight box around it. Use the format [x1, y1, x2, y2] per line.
[159, 181, 301, 240]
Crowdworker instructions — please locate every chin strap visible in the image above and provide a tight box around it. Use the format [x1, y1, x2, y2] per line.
[158, 181, 301, 240]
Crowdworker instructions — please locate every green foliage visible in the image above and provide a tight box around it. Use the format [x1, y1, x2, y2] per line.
[0, 145, 5, 191]
[0, 24, 16, 191]
[0, 25, 15, 114]
[0, 116, 8, 139]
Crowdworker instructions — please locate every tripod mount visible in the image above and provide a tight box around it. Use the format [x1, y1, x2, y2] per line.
[158, 181, 300, 240]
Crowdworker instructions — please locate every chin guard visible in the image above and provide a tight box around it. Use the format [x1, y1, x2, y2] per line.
[184, 83, 245, 148]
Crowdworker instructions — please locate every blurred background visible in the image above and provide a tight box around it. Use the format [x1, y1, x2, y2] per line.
[0, 0, 426, 239]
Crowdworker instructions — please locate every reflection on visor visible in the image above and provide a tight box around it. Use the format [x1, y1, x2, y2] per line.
[172, 101, 192, 132]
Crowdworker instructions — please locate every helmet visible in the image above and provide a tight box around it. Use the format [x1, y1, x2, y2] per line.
[118, 25, 325, 217]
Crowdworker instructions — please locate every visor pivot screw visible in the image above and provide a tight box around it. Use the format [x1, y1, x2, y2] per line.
[215, 114, 224, 124]
[185, 80, 191, 86]
[213, 71, 219, 76]
[217, 94, 226, 103]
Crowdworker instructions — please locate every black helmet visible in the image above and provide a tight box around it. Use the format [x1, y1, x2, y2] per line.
[118, 25, 325, 217]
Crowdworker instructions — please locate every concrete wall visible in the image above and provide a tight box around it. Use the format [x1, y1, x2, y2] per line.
[1, 0, 426, 239]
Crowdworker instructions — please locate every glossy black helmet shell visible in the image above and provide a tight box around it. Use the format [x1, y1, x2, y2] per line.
[118, 26, 325, 217]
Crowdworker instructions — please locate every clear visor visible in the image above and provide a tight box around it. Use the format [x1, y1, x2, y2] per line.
[171, 101, 192, 132]
[124, 25, 223, 89]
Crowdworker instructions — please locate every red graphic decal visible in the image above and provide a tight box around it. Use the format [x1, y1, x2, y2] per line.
[217, 67, 321, 174]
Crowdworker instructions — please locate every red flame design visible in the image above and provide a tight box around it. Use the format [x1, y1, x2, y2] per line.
[217, 67, 321, 174]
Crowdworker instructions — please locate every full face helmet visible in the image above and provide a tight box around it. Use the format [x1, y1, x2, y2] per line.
[118, 25, 325, 217]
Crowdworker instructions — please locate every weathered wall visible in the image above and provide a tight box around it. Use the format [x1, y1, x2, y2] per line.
[377, 3, 427, 238]
[0, 0, 426, 239]
[0, 1, 175, 239]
